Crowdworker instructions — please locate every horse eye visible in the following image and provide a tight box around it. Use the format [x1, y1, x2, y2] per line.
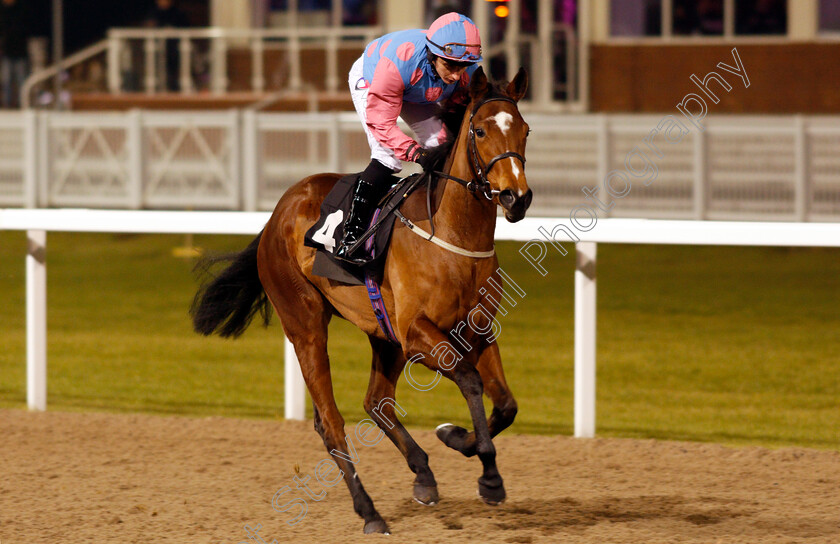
[475, 128, 486, 138]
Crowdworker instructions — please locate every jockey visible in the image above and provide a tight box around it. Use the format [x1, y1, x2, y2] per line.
[335, 12, 483, 264]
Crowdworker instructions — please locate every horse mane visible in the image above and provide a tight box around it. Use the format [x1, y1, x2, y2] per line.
[482, 78, 514, 102]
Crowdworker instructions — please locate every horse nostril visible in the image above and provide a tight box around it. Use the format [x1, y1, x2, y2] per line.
[499, 189, 516, 209]
[522, 189, 533, 209]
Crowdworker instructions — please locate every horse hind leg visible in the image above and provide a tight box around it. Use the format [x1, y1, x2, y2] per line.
[258, 256, 388, 533]
[364, 337, 438, 506]
[436, 341, 518, 459]
[291, 336, 388, 533]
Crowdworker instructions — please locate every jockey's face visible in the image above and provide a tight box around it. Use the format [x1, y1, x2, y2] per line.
[433, 57, 471, 85]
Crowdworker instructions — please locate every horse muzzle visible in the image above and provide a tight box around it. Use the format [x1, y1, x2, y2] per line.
[499, 188, 533, 223]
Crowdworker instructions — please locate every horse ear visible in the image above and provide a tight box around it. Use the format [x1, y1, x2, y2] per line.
[470, 66, 489, 99]
[507, 67, 529, 102]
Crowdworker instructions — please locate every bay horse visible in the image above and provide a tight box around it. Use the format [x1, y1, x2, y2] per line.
[191, 66, 532, 534]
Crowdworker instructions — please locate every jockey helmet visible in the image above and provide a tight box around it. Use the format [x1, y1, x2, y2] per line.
[426, 12, 482, 64]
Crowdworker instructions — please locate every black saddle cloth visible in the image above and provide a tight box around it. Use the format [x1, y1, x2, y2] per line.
[304, 172, 422, 285]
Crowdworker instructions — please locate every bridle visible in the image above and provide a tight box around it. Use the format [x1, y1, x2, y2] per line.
[436, 95, 527, 201]
[391, 94, 529, 259]
[350, 94, 531, 260]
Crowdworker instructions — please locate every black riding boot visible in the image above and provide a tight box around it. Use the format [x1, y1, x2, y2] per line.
[334, 161, 393, 265]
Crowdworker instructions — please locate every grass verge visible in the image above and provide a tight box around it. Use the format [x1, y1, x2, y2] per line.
[1, 231, 837, 449]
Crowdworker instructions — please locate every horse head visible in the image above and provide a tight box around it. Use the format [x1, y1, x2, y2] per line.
[463, 66, 532, 222]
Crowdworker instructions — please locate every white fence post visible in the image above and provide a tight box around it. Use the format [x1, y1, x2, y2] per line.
[37, 112, 49, 208]
[325, 34, 338, 92]
[144, 37, 157, 94]
[289, 31, 303, 91]
[242, 109, 259, 212]
[229, 110, 243, 210]
[211, 37, 228, 94]
[574, 241, 597, 438]
[179, 37, 194, 94]
[284, 336, 306, 420]
[107, 35, 122, 94]
[127, 110, 144, 209]
[693, 129, 707, 220]
[794, 115, 809, 221]
[26, 230, 47, 411]
[535, 0, 554, 108]
[504, 0, 521, 82]
[597, 115, 609, 216]
[331, 113, 345, 173]
[23, 110, 38, 208]
[251, 38, 265, 93]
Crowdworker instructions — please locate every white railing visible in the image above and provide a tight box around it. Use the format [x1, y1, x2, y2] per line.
[2, 110, 840, 221]
[0, 111, 36, 205]
[23, 18, 579, 110]
[105, 26, 382, 95]
[481, 22, 578, 107]
[20, 40, 111, 109]
[21, 26, 382, 108]
[3, 209, 840, 437]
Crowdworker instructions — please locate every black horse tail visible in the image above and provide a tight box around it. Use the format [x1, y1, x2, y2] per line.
[190, 231, 272, 338]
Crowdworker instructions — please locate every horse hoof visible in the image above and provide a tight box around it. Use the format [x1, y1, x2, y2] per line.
[413, 483, 439, 506]
[436, 423, 468, 450]
[363, 519, 390, 534]
[477, 479, 506, 506]
[435, 422, 456, 435]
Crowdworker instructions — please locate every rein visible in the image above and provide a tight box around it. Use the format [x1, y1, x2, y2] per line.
[395, 168, 497, 259]
[398, 95, 526, 259]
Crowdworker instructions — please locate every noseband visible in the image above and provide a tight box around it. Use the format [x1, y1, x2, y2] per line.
[466, 96, 527, 200]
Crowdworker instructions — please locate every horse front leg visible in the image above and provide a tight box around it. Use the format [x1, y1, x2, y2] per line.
[436, 341, 518, 458]
[404, 319, 506, 506]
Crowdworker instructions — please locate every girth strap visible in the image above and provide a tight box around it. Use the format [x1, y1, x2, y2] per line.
[364, 208, 400, 344]
[365, 270, 400, 344]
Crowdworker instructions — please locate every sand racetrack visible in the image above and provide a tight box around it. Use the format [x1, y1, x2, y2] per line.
[1, 409, 838, 544]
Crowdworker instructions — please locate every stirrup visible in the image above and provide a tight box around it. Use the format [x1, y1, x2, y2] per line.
[334, 243, 373, 265]
[334, 225, 375, 264]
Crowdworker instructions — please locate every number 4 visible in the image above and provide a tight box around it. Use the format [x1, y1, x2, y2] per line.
[311, 210, 344, 253]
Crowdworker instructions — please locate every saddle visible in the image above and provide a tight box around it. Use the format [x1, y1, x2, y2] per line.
[304, 171, 426, 286]
[304, 171, 428, 345]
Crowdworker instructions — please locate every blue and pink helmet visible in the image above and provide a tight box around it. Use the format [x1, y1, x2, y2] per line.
[426, 12, 483, 63]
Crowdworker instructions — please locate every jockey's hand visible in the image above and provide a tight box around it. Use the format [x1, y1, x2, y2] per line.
[411, 142, 452, 172]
